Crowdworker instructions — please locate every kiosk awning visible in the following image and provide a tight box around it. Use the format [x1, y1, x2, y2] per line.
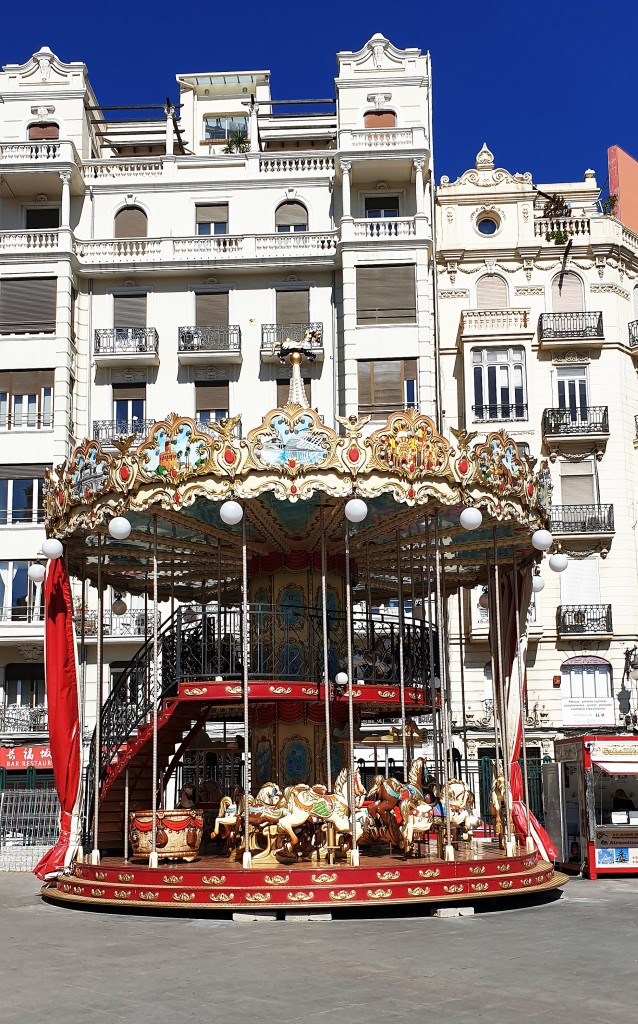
[593, 759, 638, 775]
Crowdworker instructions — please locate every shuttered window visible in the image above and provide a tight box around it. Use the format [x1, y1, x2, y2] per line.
[195, 382, 229, 421]
[113, 293, 147, 328]
[0, 370, 54, 429]
[195, 292, 229, 327]
[114, 206, 148, 239]
[277, 377, 311, 407]
[28, 123, 59, 140]
[276, 290, 310, 324]
[476, 275, 508, 309]
[0, 277, 57, 334]
[561, 556, 600, 605]
[275, 202, 308, 232]
[112, 384, 146, 403]
[560, 460, 596, 505]
[363, 111, 396, 128]
[356, 265, 416, 325]
[357, 359, 417, 416]
[196, 204, 228, 236]
[551, 272, 584, 313]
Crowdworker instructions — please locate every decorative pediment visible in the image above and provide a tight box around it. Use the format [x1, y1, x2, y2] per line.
[4, 46, 84, 85]
[337, 34, 419, 74]
[440, 144, 533, 189]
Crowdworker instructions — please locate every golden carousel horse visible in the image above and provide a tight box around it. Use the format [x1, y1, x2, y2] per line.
[489, 768, 514, 849]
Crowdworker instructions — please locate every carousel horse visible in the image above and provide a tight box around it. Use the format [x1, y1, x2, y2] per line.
[490, 768, 513, 849]
[358, 757, 429, 851]
[441, 779, 482, 841]
[276, 768, 365, 852]
[211, 784, 284, 847]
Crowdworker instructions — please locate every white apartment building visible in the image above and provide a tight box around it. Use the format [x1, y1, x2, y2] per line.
[0, 36, 637, 795]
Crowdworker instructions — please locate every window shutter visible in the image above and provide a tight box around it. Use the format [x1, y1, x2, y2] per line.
[552, 272, 583, 313]
[113, 293, 147, 328]
[561, 557, 600, 604]
[28, 123, 59, 140]
[476, 275, 508, 309]
[195, 292, 229, 326]
[0, 463, 49, 480]
[275, 202, 308, 227]
[114, 207, 148, 239]
[357, 362, 372, 408]
[195, 382, 229, 411]
[276, 290, 310, 323]
[195, 204, 228, 224]
[0, 278, 56, 334]
[373, 360, 403, 408]
[363, 111, 396, 128]
[356, 265, 416, 324]
[560, 461, 595, 504]
[112, 384, 146, 402]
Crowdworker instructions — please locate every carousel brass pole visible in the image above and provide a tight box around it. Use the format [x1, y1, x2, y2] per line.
[425, 519, 440, 781]
[149, 515, 160, 868]
[344, 520, 359, 866]
[512, 549, 534, 853]
[365, 540, 373, 655]
[493, 528, 515, 856]
[457, 574, 469, 780]
[241, 515, 252, 868]
[434, 514, 454, 861]
[124, 767, 129, 862]
[217, 543, 222, 676]
[486, 549, 503, 781]
[320, 510, 332, 790]
[90, 534, 103, 864]
[396, 530, 408, 780]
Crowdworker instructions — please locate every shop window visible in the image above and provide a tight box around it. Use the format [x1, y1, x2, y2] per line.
[356, 265, 417, 325]
[275, 202, 308, 233]
[472, 347, 526, 422]
[551, 272, 584, 313]
[476, 274, 508, 309]
[113, 206, 148, 239]
[0, 277, 57, 335]
[0, 371, 54, 430]
[357, 358, 417, 417]
[196, 204, 228, 236]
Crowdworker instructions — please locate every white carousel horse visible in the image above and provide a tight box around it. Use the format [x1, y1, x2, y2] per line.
[441, 779, 482, 841]
[276, 768, 365, 850]
[211, 783, 284, 845]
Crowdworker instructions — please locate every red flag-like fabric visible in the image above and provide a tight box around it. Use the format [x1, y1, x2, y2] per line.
[33, 558, 83, 879]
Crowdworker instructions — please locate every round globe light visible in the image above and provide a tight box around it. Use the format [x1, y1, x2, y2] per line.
[549, 552, 568, 573]
[433, 676, 442, 690]
[108, 516, 132, 541]
[478, 591, 490, 609]
[531, 529, 553, 552]
[42, 538, 63, 560]
[335, 671, 349, 686]
[28, 563, 46, 584]
[112, 596, 128, 616]
[532, 573, 545, 593]
[345, 498, 368, 523]
[459, 507, 482, 531]
[630, 668, 638, 682]
[220, 500, 244, 526]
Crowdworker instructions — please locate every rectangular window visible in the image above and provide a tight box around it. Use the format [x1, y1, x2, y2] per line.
[5, 664, 46, 707]
[195, 204, 229, 236]
[561, 665, 610, 700]
[0, 371, 54, 430]
[0, 277, 57, 335]
[472, 347, 527, 422]
[112, 384, 146, 433]
[195, 291, 229, 327]
[364, 196, 400, 219]
[357, 359, 417, 417]
[557, 365, 588, 421]
[113, 293, 147, 330]
[203, 115, 248, 142]
[560, 460, 596, 505]
[0, 560, 42, 621]
[25, 208, 60, 230]
[195, 382, 230, 423]
[560, 556, 600, 605]
[276, 289, 310, 324]
[356, 265, 417, 325]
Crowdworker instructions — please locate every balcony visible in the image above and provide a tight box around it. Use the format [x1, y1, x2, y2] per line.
[0, 705, 47, 735]
[352, 217, 417, 240]
[94, 328, 159, 367]
[92, 419, 156, 445]
[550, 504, 615, 539]
[339, 127, 427, 152]
[260, 323, 324, 362]
[0, 229, 63, 257]
[74, 610, 160, 639]
[533, 217, 591, 241]
[473, 403, 528, 424]
[557, 604, 613, 636]
[460, 308, 532, 343]
[629, 320, 638, 349]
[254, 233, 338, 258]
[542, 407, 609, 452]
[178, 326, 242, 365]
[0, 412, 53, 432]
[538, 311, 604, 348]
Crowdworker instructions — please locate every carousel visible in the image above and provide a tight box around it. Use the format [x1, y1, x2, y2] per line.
[37, 350, 566, 912]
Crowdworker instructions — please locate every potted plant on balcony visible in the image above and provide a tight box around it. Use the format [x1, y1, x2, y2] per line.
[223, 130, 250, 154]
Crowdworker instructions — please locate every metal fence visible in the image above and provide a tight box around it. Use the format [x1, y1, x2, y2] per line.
[0, 788, 59, 847]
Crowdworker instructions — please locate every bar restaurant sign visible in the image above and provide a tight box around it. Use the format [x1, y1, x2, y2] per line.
[0, 745, 53, 770]
[562, 698, 615, 727]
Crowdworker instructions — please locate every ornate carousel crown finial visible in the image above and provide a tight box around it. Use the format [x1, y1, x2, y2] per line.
[277, 329, 319, 409]
[476, 143, 494, 171]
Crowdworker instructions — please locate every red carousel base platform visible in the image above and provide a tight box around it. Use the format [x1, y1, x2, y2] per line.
[42, 844, 567, 912]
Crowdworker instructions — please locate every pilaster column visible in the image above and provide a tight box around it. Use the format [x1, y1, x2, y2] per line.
[164, 104, 173, 155]
[249, 103, 259, 151]
[59, 171, 71, 227]
[340, 161, 352, 220]
[413, 159, 425, 215]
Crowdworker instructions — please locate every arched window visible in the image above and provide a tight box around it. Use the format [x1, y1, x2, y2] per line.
[114, 206, 148, 239]
[551, 272, 584, 313]
[476, 274, 508, 309]
[560, 656, 611, 699]
[28, 122, 59, 141]
[364, 110, 396, 129]
[275, 201, 308, 233]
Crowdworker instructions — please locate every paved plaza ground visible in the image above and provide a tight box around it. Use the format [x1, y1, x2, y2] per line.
[0, 873, 635, 1023]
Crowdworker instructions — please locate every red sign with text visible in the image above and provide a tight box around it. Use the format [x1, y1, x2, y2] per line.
[0, 745, 53, 770]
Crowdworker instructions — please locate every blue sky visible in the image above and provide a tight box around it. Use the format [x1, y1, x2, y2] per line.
[1, 0, 634, 190]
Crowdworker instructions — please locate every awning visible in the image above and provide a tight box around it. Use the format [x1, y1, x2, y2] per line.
[593, 760, 638, 775]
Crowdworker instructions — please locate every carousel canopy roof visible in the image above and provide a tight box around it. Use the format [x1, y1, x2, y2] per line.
[44, 380, 551, 600]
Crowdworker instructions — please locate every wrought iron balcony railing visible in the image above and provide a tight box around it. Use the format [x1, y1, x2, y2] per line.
[629, 320, 638, 349]
[94, 328, 159, 355]
[550, 504, 615, 534]
[92, 419, 156, 443]
[538, 311, 604, 341]
[74, 610, 161, 638]
[0, 606, 44, 624]
[557, 604, 613, 635]
[0, 704, 47, 733]
[261, 322, 323, 356]
[178, 325, 241, 353]
[473, 403, 528, 423]
[542, 406, 609, 436]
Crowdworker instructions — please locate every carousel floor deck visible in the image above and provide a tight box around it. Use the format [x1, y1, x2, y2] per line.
[42, 842, 568, 912]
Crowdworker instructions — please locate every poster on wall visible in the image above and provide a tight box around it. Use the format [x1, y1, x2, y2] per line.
[595, 847, 638, 867]
[561, 698, 615, 727]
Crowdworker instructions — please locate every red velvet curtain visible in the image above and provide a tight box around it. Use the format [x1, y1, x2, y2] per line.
[34, 558, 83, 879]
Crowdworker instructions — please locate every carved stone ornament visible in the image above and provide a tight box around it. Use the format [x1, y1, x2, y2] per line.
[367, 92, 392, 110]
[515, 286, 544, 296]
[551, 351, 590, 364]
[439, 289, 469, 299]
[31, 105, 55, 120]
[475, 143, 494, 170]
[17, 644, 43, 662]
